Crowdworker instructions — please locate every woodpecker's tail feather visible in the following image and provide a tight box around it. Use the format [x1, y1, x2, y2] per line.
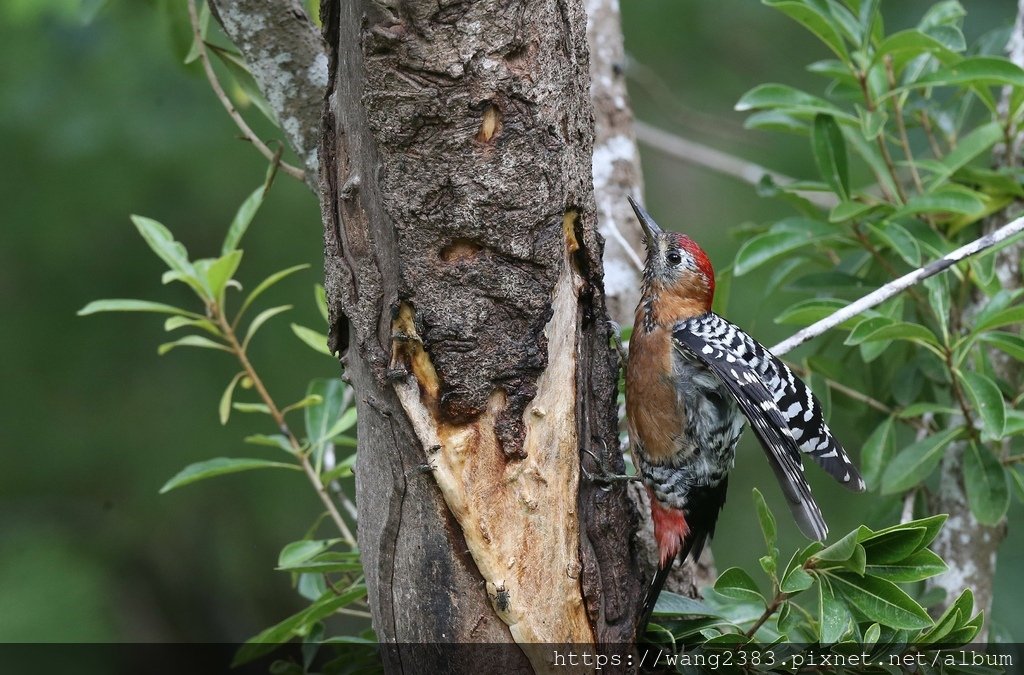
[636, 481, 726, 639]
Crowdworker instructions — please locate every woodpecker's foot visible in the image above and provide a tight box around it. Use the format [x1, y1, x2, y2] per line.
[581, 445, 638, 485]
[608, 320, 629, 366]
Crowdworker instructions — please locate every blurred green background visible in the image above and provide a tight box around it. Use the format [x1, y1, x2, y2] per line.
[1, 0, 1020, 643]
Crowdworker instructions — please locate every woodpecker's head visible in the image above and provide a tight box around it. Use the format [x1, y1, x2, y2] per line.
[628, 197, 715, 327]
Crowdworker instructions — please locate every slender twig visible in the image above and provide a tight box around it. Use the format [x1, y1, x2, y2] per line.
[918, 110, 945, 160]
[885, 56, 925, 195]
[187, 0, 305, 182]
[634, 121, 839, 209]
[771, 214, 1024, 355]
[212, 306, 357, 547]
[858, 73, 906, 204]
[745, 590, 787, 638]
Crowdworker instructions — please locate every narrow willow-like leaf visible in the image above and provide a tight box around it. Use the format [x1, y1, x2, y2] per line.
[157, 335, 232, 356]
[242, 305, 293, 349]
[881, 427, 961, 494]
[219, 371, 246, 425]
[291, 324, 333, 356]
[160, 457, 300, 493]
[223, 187, 265, 255]
[236, 264, 310, 322]
[78, 299, 201, 318]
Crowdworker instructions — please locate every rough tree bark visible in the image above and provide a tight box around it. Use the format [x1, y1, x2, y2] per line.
[924, 1, 1024, 636]
[209, 0, 702, 655]
[314, 0, 644, 666]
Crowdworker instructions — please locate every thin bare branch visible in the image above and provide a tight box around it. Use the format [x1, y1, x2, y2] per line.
[634, 121, 839, 209]
[187, 0, 306, 183]
[772, 214, 1024, 355]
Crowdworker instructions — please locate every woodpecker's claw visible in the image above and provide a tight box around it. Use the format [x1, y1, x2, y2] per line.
[581, 444, 637, 485]
[608, 320, 629, 366]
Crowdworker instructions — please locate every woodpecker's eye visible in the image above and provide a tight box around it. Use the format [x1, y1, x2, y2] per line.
[666, 250, 682, 266]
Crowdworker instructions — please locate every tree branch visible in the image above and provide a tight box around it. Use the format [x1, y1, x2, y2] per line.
[188, 0, 307, 183]
[585, 0, 646, 326]
[771, 215, 1024, 356]
[207, 0, 327, 191]
[634, 121, 839, 209]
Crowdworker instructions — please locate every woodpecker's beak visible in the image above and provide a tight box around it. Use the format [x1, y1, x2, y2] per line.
[627, 196, 662, 245]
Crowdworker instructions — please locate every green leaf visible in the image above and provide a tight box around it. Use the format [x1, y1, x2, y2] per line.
[963, 441, 1009, 525]
[131, 215, 192, 275]
[847, 321, 940, 348]
[234, 586, 366, 666]
[926, 121, 1003, 189]
[223, 187, 265, 255]
[752, 487, 776, 550]
[183, 0, 210, 64]
[291, 324, 333, 356]
[321, 452, 357, 482]
[163, 315, 221, 336]
[315, 285, 329, 323]
[881, 427, 961, 494]
[865, 548, 947, 582]
[736, 83, 856, 121]
[157, 335, 232, 356]
[860, 416, 894, 489]
[913, 56, 1024, 89]
[892, 189, 985, 220]
[843, 316, 893, 345]
[973, 304, 1024, 333]
[859, 105, 887, 140]
[925, 274, 950, 341]
[980, 332, 1024, 361]
[780, 567, 814, 594]
[828, 200, 884, 223]
[775, 298, 850, 326]
[829, 573, 932, 630]
[242, 305, 292, 349]
[281, 395, 323, 415]
[815, 529, 860, 563]
[160, 457, 300, 493]
[811, 114, 849, 199]
[277, 552, 363, 574]
[305, 379, 348, 447]
[763, 0, 849, 63]
[861, 527, 925, 564]
[818, 578, 851, 643]
[735, 227, 833, 276]
[744, 110, 810, 135]
[652, 591, 717, 617]
[278, 539, 342, 568]
[870, 514, 947, 551]
[219, 371, 246, 425]
[245, 434, 293, 453]
[233, 401, 272, 414]
[714, 567, 764, 604]
[959, 371, 1006, 439]
[873, 29, 959, 70]
[205, 250, 244, 303]
[78, 299, 202, 319]
[236, 263, 310, 322]
[869, 222, 921, 266]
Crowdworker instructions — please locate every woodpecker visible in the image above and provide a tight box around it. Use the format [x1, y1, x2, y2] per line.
[624, 198, 865, 634]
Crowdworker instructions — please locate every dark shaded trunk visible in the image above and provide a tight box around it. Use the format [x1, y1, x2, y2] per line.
[318, 0, 644, 667]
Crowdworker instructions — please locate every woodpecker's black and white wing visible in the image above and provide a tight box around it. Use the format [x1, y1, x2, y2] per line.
[681, 312, 865, 492]
[672, 319, 828, 541]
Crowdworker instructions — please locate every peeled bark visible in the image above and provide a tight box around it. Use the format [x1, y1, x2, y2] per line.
[319, 0, 643, 665]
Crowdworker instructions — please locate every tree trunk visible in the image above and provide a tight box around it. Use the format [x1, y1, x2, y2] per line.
[318, 0, 643, 665]
[925, 0, 1024, 638]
